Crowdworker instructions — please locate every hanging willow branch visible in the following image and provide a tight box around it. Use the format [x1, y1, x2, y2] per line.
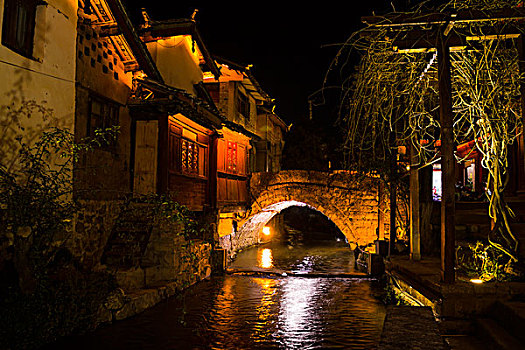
[329, 0, 524, 272]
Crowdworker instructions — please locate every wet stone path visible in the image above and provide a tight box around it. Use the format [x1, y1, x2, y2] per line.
[49, 240, 387, 349]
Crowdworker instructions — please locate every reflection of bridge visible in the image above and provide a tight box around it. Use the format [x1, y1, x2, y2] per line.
[231, 170, 387, 252]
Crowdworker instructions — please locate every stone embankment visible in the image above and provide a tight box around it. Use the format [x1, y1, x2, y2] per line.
[68, 200, 213, 327]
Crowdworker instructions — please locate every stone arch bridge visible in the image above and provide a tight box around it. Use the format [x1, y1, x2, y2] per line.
[232, 170, 388, 252]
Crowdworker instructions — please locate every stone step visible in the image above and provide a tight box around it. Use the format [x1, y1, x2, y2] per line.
[115, 213, 155, 224]
[113, 224, 151, 233]
[100, 203, 157, 269]
[445, 335, 490, 350]
[379, 306, 447, 350]
[490, 300, 525, 344]
[102, 227, 153, 269]
[475, 318, 525, 350]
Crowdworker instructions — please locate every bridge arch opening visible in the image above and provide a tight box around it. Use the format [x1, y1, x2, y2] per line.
[238, 200, 350, 247]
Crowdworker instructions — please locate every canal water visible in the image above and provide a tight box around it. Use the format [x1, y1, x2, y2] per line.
[49, 214, 387, 349]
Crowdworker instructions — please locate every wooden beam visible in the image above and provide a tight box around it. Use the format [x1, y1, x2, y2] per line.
[94, 24, 121, 37]
[387, 28, 519, 52]
[360, 24, 523, 42]
[105, 0, 163, 82]
[123, 62, 139, 72]
[362, 12, 449, 27]
[362, 7, 525, 27]
[393, 32, 466, 52]
[438, 31, 456, 284]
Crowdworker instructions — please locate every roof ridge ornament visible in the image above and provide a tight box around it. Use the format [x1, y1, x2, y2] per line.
[141, 8, 150, 28]
[191, 9, 199, 22]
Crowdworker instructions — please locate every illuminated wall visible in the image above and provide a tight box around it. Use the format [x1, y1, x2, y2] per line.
[0, 0, 78, 168]
[74, 6, 136, 199]
[146, 35, 203, 95]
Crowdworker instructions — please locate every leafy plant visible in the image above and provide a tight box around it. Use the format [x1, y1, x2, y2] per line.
[0, 126, 120, 348]
[456, 240, 521, 281]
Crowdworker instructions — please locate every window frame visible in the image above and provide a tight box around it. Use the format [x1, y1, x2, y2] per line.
[181, 138, 200, 176]
[1, 0, 38, 58]
[167, 122, 209, 180]
[236, 90, 250, 120]
[87, 94, 120, 151]
[226, 141, 237, 174]
[205, 82, 220, 105]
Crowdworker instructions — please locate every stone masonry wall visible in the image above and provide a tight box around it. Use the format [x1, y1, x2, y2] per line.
[66, 200, 212, 325]
[115, 216, 212, 291]
[67, 200, 125, 269]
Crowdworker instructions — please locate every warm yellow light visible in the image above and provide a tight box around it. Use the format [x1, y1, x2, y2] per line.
[258, 248, 274, 268]
[470, 278, 484, 284]
[262, 226, 271, 236]
[406, 165, 411, 171]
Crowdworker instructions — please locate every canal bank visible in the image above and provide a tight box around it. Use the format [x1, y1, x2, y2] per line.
[46, 239, 388, 349]
[384, 255, 525, 349]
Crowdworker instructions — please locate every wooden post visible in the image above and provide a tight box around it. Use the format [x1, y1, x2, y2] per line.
[410, 141, 421, 260]
[389, 135, 398, 256]
[438, 32, 456, 284]
[517, 35, 525, 193]
[209, 133, 219, 210]
[419, 165, 434, 255]
[378, 181, 385, 240]
[156, 114, 169, 195]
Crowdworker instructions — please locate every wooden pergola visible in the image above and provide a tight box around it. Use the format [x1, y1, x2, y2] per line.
[361, 7, 525, 283]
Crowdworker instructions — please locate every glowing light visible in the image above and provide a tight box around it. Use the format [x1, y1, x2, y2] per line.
[470, 278, 484, 284]
[258, 248, 274, 268]
[262, 226, 271, 236]
[406, 165, 411, 171]
[203, 71, 216, 80]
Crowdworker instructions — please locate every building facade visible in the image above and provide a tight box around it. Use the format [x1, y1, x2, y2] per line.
[1, 0, 287, 266]
[203, 59, 287, 249]
[0, 0, 77, 169]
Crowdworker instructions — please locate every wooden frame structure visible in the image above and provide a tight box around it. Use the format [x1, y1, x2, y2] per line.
[361, 7, 525, 283]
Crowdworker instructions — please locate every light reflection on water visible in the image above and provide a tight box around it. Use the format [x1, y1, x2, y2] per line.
[232, 240, 356, 274]
[278, 277, 322, 349]
[258, 248, 274, 269]
[48, 241, 386, 350]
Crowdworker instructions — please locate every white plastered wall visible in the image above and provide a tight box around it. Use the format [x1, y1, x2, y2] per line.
[0, 0, 77, 169]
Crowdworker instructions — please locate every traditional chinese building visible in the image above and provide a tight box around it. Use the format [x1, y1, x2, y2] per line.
[129, 12, 224, 213]
[203, 58, 287, 248]
[73, 3, 225, 213]
[255, 101, 287, 173]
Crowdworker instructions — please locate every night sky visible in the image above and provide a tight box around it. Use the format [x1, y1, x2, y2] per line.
[123, 0, 399, 125]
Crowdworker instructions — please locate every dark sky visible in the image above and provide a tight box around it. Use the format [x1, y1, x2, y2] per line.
[123, 1, 400, 124]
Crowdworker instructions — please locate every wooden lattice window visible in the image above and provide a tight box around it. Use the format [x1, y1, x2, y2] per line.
[227, 141, 237, 173]
[182, 139, 200, 175]
[2, 0, 37, 58]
